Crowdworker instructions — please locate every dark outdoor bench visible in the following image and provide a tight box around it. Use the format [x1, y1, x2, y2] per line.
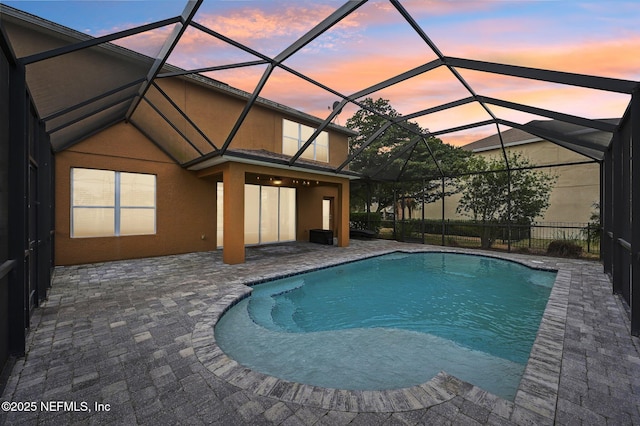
[310, 229, 334, 245]
[349, 228, 376, 239]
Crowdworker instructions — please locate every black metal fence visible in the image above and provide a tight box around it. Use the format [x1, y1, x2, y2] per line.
[376, 219, 600, 257]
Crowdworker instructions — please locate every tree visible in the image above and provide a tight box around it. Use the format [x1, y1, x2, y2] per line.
[346, 97, 470, 214]
[456, 152, 556, 249]
[345, 98, 417, 214]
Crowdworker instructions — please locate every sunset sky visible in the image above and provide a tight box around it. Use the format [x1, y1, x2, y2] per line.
[4, 0, 640, 146]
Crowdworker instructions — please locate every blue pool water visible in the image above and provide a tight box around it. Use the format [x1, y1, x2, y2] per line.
[215, 252, 556, 400]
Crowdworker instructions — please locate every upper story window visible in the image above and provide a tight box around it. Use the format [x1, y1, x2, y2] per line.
[282, 119, 329, 163]
[71, 168, 156, 238]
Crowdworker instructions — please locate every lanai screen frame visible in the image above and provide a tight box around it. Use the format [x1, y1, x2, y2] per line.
[1, 0, 639, 333]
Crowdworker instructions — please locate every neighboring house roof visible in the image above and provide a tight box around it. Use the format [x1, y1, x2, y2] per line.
[463, 127, 541, 152]
[463, 119, 620, 153]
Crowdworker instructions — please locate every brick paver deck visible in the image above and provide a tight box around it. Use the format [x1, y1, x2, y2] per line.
[1, 240, 639, 425]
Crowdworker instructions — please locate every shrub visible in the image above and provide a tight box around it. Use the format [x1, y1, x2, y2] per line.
[349, 212, 381, 233]
[547, 240, 583, 258]
[398, 220, 416, 237]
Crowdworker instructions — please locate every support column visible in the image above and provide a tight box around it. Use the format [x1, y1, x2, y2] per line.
[37, 120, 53, 303]
[441, 176, 445, 246]
[222, 163, 245, 264]
[393, 187, 397, 240]
[612, 120, 625, 296]
[336, 179, 349, 247]
[421, 179, 425, 244]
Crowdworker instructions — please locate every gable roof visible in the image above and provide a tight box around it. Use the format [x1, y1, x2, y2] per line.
[463, 127, 540, 152]
[0, 5, 355, 156]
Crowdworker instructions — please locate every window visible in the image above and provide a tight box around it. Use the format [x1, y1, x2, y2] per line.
[282, 119, 329, 162]
[71, 168, 156, 237]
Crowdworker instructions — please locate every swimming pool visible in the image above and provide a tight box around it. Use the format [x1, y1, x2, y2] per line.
[214, 252, 556, 400]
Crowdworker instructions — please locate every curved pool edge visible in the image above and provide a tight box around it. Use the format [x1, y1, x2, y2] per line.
[192, 247, 569, 417]
[191, 292, 471, 412]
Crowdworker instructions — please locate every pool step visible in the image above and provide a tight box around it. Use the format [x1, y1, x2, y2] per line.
[271, 297, 303, 332]
[247, 295, 276, 329]
[248, 278, 305, 332]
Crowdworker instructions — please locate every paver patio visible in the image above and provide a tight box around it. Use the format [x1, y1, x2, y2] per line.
[1, 239, 639, 425]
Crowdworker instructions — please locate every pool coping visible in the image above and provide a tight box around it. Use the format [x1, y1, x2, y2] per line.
[192, 247, 568, 421]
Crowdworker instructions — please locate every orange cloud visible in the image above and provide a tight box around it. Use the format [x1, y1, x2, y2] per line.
[192, 4, 362, 53]
[366, 0, 496, 23]
[109, 25, 177, 58]
[453, 133, 490, 147]
[457, 37, 640, 81]
[105, 2, 365, 69]
[430, 11, 640, 81]
[440, 128, 496, 148]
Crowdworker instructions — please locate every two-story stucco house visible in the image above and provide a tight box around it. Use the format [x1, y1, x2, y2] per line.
[2, 6, 357, 266]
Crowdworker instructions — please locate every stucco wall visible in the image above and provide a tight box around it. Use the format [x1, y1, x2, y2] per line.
[297, 185, 340, 242]
[55, 122, 217, 265]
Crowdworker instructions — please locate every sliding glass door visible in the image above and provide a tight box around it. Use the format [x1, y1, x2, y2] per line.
[244, 184, 260, 245]
[259, 186, 279, 244]
[217, 183, 296, 247]
[279, 187, 296, 241]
